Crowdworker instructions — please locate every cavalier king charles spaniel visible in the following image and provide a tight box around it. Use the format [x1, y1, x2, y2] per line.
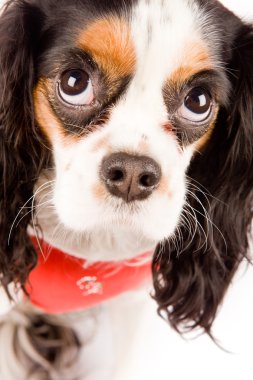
[0, 0, 253, 379]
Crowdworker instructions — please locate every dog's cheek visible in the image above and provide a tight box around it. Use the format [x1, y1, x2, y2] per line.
[51, 141, 104, 231]
[131, 145, 192, 242]
[140, 195, 185, 241]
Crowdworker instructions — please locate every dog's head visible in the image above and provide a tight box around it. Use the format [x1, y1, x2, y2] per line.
[0, 0, 253, 334]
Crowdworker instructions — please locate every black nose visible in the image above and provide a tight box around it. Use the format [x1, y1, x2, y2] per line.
[100, 152, 161, 202]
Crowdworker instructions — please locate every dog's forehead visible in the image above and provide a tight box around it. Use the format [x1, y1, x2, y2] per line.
[75, 0, 218, 85]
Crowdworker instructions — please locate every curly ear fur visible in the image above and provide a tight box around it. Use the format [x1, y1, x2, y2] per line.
[152, 21, 253, 335]
[0, 1, 49, 294]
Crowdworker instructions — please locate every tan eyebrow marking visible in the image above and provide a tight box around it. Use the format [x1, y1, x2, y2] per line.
[168, 41, 213, 86]
[77, 16, 136, 85]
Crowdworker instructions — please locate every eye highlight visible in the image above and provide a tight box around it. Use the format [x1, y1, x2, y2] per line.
[178, 87, 212, 122]
[58, 69, 94, 106]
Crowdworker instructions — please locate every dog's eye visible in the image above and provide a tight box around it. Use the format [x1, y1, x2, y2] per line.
[58, 69, 94, 106]
[178, 87, 212, 122]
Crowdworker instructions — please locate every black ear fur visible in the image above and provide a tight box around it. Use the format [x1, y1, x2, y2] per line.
[0, 1, 49, 294]
[152, 21, 253, 335]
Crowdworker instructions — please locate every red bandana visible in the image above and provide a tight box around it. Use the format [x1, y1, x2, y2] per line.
[26, 239, 152, 314]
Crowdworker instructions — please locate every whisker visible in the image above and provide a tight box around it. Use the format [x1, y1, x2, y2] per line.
[8, 180, 55, 245]
[30, 180, 55, 260]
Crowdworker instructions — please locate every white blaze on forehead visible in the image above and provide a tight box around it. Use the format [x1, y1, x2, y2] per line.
[105, 0, 213, 151]
[129, 0, 207, 93]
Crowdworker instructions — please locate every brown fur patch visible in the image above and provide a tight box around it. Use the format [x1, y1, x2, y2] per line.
[92, 183, 107, 200]
[34, 79, 82, 146]
[195, 108, 219, 151]
[34, 79, 64, 143]
[78, 16, 136, 84]
[169, 41, 212, 87]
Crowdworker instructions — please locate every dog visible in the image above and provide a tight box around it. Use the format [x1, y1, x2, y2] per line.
[0, 0, 253, 378]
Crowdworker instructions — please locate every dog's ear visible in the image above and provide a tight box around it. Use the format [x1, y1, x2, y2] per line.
[152, 18, 253, 335]
[0, 1, 48, 294]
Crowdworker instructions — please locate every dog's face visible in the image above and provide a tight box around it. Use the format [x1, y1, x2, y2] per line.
[1, 0, 253, 333]
[34, 0, 229, 248]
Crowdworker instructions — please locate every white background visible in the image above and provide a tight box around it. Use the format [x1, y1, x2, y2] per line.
[222, 0, 253, 19]
[0, 1, 253, 379]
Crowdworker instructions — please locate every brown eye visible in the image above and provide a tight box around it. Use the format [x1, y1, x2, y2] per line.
[185, 87, 211, 114]
[178, 87, 212, 122]
[58, 69, 94, 105]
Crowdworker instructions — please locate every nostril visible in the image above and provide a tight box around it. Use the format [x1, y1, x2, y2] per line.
[139, 173, 157, 188]
[108, 168, 125, 183]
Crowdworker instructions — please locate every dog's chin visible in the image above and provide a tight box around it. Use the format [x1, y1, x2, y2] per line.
[52, 179, 185, 246]
[34, 206, 159, 261]
[53, 199, 182, 247]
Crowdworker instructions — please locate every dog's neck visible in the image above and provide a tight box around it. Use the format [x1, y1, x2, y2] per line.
[31, 173, 155, 262]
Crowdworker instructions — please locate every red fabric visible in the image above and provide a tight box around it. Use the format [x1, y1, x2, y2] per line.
[26, 239, 152, 314]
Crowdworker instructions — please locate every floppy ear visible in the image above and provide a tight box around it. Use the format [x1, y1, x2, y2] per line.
[0, 1, 48, 294]
[152, 20, 253, 335]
